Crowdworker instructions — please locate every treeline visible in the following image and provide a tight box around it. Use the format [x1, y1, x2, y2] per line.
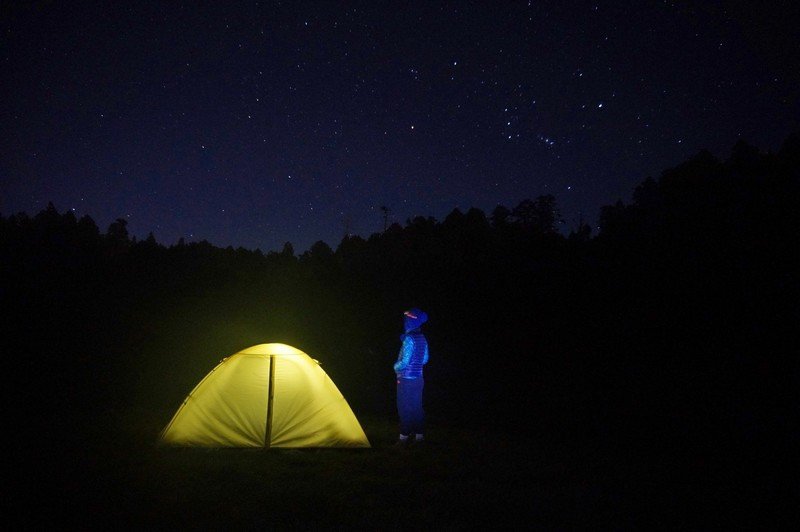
[2, 133, 798, 459]
[0, 192, 566, 281]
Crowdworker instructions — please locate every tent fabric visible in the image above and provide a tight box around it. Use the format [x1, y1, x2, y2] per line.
[160, 343, 370, 448]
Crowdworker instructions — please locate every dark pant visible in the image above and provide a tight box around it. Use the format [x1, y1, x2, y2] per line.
[397, 377, 424, 436]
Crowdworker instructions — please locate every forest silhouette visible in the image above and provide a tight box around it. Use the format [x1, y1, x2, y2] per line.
[3, 133, 797, 524]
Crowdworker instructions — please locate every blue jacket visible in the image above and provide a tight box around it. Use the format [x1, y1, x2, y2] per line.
[394, 329, 428, 379]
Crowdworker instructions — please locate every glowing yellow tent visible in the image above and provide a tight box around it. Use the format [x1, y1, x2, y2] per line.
[160, 343, 370, 448]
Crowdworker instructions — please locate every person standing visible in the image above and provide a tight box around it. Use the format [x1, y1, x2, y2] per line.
[393, 308, 429, 446]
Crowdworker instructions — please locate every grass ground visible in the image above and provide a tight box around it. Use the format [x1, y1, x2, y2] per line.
[12, 392, 780, 529]
[17, 410, 649, 529]
[7, 317, 779, 529]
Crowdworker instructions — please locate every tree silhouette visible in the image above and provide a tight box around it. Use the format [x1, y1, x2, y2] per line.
[107, 218, 129, 242]
[490, 204, 511, 228]
[380, 206, 390, 232]
[279, 241, 295, 260]
[511, 195, 562, 233]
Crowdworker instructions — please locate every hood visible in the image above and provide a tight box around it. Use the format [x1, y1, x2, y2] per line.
[403, 308, 428, 332]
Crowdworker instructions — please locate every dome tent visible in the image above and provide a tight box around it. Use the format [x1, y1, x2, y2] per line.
[160, 343, 370, 448]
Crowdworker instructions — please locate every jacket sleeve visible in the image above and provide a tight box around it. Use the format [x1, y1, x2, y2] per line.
[423, 343, 429, 365]
[393, 336, 414, 373]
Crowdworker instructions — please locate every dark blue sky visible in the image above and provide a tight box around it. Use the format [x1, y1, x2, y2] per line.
[3, 1, 798, 252]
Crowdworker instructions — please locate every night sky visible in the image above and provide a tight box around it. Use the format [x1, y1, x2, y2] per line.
[3, 1, 798, 253]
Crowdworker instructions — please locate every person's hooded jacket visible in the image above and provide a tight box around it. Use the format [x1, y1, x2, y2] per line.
[394, 308, 429, 379]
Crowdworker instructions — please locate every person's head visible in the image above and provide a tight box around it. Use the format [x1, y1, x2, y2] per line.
[403, 308, 428, 332]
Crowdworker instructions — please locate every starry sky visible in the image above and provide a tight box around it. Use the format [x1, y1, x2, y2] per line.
[3, 1, 798, 252]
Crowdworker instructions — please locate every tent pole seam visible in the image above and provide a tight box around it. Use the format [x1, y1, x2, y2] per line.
[265, 355, 275, 448]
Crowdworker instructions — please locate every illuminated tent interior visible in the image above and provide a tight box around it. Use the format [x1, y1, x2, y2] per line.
[159, 343, 370, 448]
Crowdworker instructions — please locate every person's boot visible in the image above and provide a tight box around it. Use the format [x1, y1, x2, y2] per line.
[392, 435, 410, 448]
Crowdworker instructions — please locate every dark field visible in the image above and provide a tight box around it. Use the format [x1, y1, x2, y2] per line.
[16, 410, 758, 529]
[11, 319, 788, 530]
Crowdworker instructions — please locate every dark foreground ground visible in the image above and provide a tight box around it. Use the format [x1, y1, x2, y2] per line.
[5, 292, 794, 529]
[12, 404, 790, 530]
[6, 260, 796, 527]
